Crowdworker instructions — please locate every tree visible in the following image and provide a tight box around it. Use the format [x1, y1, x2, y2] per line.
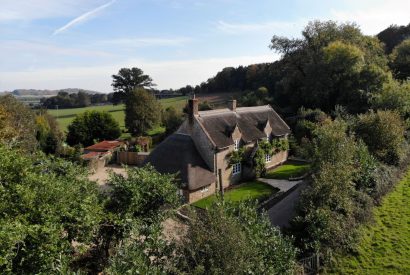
[291, 119, 373, 253]
[371, 78, 410, 118]
[107, 165, 181, 225]
[270, 21, 389, 113]
[111, 68, 155, 100]
[377, 23, 410, 54]
[177, 201, 297, 274]
[0, 146, 103, 274]
[66, 111, 121, 146]
[355, 110, 405, 165]
[125, 88, 161, 135]
[390, 39, 410, 80]
[0, 95, 37, 151]
[35, 111, 64, 154]
[162, 106, 184, 135]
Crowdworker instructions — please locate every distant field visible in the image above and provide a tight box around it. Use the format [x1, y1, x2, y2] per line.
[48, 96, 188, 132]
[328, 170, 410, 274]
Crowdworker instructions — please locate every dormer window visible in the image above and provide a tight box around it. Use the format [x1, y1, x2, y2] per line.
[234, 139, 240, 151]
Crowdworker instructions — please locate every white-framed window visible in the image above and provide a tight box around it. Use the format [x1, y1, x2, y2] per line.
[200, 186, 209, 193]
[265, 154, 272, 163]
[234, 139, 240, 151]
[266, 132, 270, 141]
[232, 163, 241, 175]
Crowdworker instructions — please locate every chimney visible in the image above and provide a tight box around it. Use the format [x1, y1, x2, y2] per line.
[188, 97, 199, 117]
[228, 100, 236, 111]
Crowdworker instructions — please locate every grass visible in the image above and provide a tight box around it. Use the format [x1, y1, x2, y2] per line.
[192, 180, 278, 209]
[265, 160, 310, 179]
[328, 170, 410, 274]
[48, 96, 188, 132]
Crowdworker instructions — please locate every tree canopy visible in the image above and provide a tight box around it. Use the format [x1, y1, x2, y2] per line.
[390, 39, 410, 80]
[270, 21, 389, 113]
[0, 95, 38, 151]
[66, 110, 121, 146]
[112, 67, 155, 96]
[0, 146, 103, 273]
[124, 88, 161, 135]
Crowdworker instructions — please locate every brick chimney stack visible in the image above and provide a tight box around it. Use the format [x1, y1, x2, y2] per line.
[188, 96, 199, 117]
[228, 99, 236, 111]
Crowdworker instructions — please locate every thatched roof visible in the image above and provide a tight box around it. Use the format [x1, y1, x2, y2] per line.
[144, 133, 216, 190]
[197, 105, 290, 149]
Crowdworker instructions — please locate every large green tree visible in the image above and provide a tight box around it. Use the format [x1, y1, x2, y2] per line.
[0, 147, 103, 273]
[291, 119, 374, 253]
[35, 111, 64, 154]
[66, 110, 121, 146]
[355, 110, 405, 165]
[390, 39, 410, 80]
[270, 21, 389, 113]
[177, 202, 297, 274]
[125, 88, 161, 135]
[111, 67, 155, 101]
[0, 95, 38, 151]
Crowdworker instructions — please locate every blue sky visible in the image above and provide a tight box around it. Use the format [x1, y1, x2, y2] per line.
[0, 0, 409, 93]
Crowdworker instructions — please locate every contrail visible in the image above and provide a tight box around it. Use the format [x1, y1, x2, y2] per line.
[53, 0, 117, 35]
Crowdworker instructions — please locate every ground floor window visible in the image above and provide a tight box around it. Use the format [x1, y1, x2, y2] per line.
[200, 186, 209, 193]
[265, 154, 272, 163]
[232, 162, 241, 175]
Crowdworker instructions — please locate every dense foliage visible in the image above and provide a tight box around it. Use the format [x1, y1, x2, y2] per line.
[390, 39, 410, 80]
[107, 165, 181, 225]
[35, 111, 64, 154]
[0, 146, 103, 273]
[41, 91, 112, 109]
[177, 202, 297, 274]
[66, 110, 121, 146]
[355, 110, 405, 165]
[162, 106, 185, 135]
[377, 23, 410, 54]
[0, 95, 38, 151]
[125, 88, 161, 135]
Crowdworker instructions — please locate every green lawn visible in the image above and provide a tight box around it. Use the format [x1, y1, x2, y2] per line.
[48, 96, 188, 132]
[192, 181, 278, 209]
[328, 170, 410, 274]
[265, 161, 310, 179]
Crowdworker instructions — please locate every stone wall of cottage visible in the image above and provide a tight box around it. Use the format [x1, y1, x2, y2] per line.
[190, 118, 216, 172]
[182, 182, 216, 203]
[266, 150, 288, 169]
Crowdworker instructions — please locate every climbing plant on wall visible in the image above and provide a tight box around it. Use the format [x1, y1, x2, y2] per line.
[272, 138, 289, 153]
[228, 148, 245, 166]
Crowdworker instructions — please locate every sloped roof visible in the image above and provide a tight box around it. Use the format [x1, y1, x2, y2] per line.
[85, 140, 124, 152]
[197, 105, 290, 148]
[81, 151, 105, 160]
[143, 133, 216, 190]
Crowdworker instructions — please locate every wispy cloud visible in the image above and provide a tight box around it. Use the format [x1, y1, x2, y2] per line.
[53, 0, 116, 35]
[100, 37, 192, 47]
[0, 1, 95, 22]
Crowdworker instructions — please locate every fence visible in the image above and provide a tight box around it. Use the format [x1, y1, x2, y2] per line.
[299, 253, 320, 274]
[117, 151, 149, 166]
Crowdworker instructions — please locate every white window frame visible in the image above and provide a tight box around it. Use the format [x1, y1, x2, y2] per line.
[234, 139, 240, 151]
[232, 162, 241, 175]
[200, 186, 209, 193]
[265, 154, 272, 163]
